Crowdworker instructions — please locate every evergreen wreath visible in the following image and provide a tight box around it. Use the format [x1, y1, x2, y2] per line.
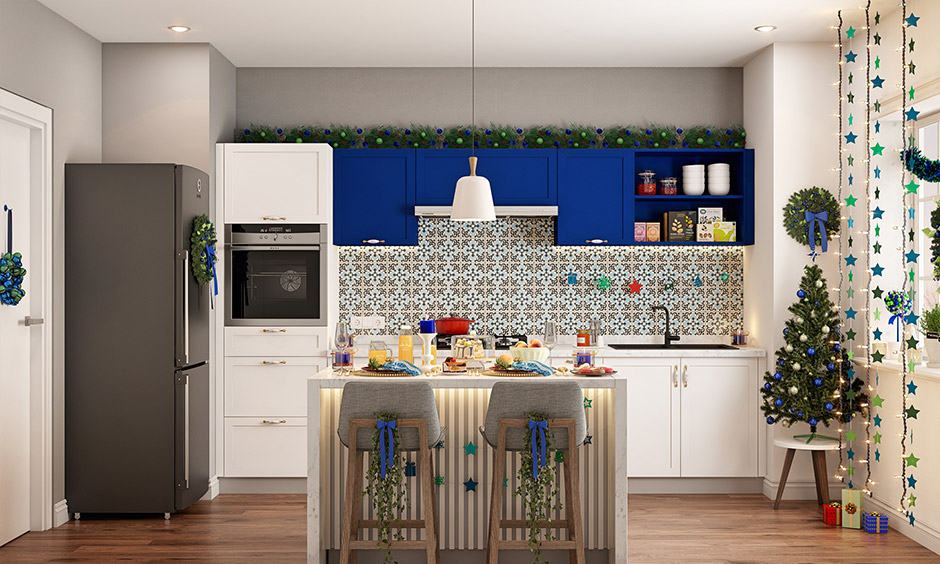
[514, 412, 561, 564]
[921, 201, 940, 280]
[903, 147, 940, 183]
[235, 123, 746, 150]
[189, 215, 217, 286]
[782, 187, 841, 248]
[363, 413, 408, 564]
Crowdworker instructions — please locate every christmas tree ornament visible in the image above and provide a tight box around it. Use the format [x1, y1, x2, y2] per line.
[789, 386, 799, 395]
[800, 334, 808, 342]
[786, 345, 794, 353]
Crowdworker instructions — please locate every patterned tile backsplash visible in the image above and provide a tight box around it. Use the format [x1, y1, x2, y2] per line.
[338, 218, 744, 336]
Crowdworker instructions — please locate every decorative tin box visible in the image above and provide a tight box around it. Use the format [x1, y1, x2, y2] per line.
[634, 222, 647, 242]
[646, 222, 661, 242]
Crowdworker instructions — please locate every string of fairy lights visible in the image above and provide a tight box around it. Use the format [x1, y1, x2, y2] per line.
[834, 10, 847, 484]
[861, 0, 873, 495]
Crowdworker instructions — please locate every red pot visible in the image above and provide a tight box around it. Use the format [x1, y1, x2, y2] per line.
[435, 316, 475, 335]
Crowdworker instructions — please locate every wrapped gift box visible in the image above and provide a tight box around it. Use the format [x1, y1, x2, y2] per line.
[863, 512, 888, 534]
[697, 207, 723, 224]
[634, 222, 647, 242]
[841, 489, 863, 529]
[646, 222, 661, 242]
[823, 502, 842, 526]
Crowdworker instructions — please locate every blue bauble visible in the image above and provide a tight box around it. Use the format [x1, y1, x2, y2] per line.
[777, 359, 784, 366]
[276, 128, 283, 134]
[516, 128, 523, 134]
[827, 363, 835, 371]
[565, 128, 572, 134]
[774, 398, 784, 407]
[809, 417, 819, 426]
[436, 128, 442, 134]
[833, 344, 841, 352]
[484, 129, 491, 135]
[404, 128, 411, 134]
[807, 348, 816, 356]
[789, 408, 796, 413]
[797, 290, 806, 298]
[783, 327, 789, 335]
[825, 402, 834, 411]
[676, 128, 683, 134]
[766, 416, 775, 424]
[774, 372, 783, 381]
[814, 301, 819, 306]
[814, 378, 823, 386]
[646, 129, 653, 135]
[763, 382, 772, 391]
[798, 412, 804, 418]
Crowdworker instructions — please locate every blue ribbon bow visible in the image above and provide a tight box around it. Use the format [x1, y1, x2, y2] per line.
[889, 313, 904, 342]
[804, 210, 829, 259]
[528, 420, 549, 479]
[206, 242, 218, 309]
[376, 419, 397, 479]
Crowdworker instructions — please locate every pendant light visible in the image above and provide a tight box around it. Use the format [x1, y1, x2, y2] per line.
[450, 0, 495, 222]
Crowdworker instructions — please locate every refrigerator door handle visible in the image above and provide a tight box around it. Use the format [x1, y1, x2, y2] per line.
[184, 250, 190, 365]
[184, 372, 190, 489]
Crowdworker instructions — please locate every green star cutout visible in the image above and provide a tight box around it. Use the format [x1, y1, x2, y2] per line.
[909, 38, 915, 52]
[871, 143, 885, 156]
[845, 195, 858, 207]
[908, 361, 917, 372]
[846, 389, 858, 401]
[908, 336, 920, 349]
[434, 475, 445, 486]
[906, 180, 920, 194]
[503, 478, 508, 487]
[873, 432, 882, 444]
[847, 287, 855, 298]
[845, 430, 857, 441]
[875, 225, 881, 237]
[873, 309, 881, 321]
[873, 241, 882, 254]
[848, 271, 853, 282]
[872, 286, 883, 298]
[463, 441, 478, 456]
[871, 349, 885, 363]
[909, 62, 916, 75]
[846, 26, 856, 38]
[846, 465, 855, 477]
[910, 86, 916, 100]
[874, 32, 881, 45]
[910, 269, 916, 283]
[848, 236, 854, 247]
[909, 495, 917, 507]
[875, 56, 881, 70]
[874, 187, 880, 199]
[847, 155, 855, 166]
[905, 453, 920, 468]
[871, 394, 885, 407]
[847, 92, 855, 104]
[846, 349, 854, 361]
[874, 100, 882, 112]
[583, 397, 593, 409]
[910, 229, 916, 242]
[846, 329, 857, 340]
[875, 12, 880, 24]
[848, 73, 854, 85]
[905, 405, 920, 419]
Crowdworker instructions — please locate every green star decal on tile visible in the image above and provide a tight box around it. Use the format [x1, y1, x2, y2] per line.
[910, 86, 916, 100]
[848, 236, 854, 247]
[503, 478, 508, 487]
[873, 241, 882, 254]
[874, 187, 880, 199]
[908, 361, 917, 372]
[873, 309, 881, 321]
[905, 405, 920, 419]
[873, 432, 882, 445]
[847, 155, 854, 166]
[847, 287, 855, 298]
[584, 397, 592, 409]
[871, 349, 885, 363]
[905, 453, 920, 468]
[463, 441, 478, 456]
[845, 195, 857, 207]
[906, 180, 920, 194]
[872, 286, 883, 299]
[846, 328, 857, 340]
[871, 394, 885, 407]
[908, 336, 919, 349]
[845, 430, 857, 441]
[871, 143, 885, 156]
[874, 100, 882, 112]
[846, 26, 856, 38]
[434, 475, 445, 486]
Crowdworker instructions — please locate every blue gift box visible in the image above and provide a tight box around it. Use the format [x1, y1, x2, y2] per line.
[863, 512, 888, 534]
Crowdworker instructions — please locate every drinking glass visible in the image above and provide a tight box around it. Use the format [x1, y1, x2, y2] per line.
[543, 321, 558, 367]
[334, 322, 351, 374]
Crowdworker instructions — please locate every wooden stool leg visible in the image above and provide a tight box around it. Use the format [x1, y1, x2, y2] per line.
[349, 451, 363, 564]
[811, 450, 823, 505]
[487, 425, 507, 564]
[430, 454, 440, 564]
[773, 448, 796, 510]
[563, 450, 576, 564]
[418, 424, 437, 564]
[567, 436, 585, 564]
[340, 423, 363, 564]
[813, 451, 831, 506]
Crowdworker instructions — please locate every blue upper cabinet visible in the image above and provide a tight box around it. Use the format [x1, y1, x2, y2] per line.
[556, 150, 633, 246]
[415, 149, 557, 206]
[333, 150, 417, 246]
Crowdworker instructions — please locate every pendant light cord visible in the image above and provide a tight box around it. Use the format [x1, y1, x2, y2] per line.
[471, 0, 475, 157]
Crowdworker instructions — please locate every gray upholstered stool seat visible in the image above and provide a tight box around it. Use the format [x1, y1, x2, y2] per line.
[338, 381, 445, 451]
[479, 381, 587, 450]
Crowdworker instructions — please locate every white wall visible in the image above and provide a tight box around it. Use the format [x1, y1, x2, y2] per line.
[0, 0, 102, 506]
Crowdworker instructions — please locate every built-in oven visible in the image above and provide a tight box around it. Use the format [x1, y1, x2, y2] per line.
[225, 224, 328, 326]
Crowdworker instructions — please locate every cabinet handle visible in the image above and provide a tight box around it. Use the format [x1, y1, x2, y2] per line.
[586, 239, 608, 244]
[682, 365, 689, 388]
[362, 239, 386, 244]
[262, 328, 287, 333]
[262, 360, 287, 365]
[672, 364, 679, 388]
[262, 419, 287, 424]
[262, 216, 287, 221]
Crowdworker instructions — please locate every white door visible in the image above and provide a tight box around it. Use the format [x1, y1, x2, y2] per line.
[0, 115, 32, 546]
[679, 358, 759, 477]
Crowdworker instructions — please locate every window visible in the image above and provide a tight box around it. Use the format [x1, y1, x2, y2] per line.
[915, 115, 940, 313]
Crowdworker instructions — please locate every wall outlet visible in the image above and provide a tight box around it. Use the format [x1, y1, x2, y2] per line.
[368, 315, 386, 329]
[350, 315, 368, 330]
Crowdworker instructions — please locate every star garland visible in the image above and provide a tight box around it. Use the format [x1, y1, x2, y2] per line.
[833, 10, 847, 486]
[861, 0, 874, 495]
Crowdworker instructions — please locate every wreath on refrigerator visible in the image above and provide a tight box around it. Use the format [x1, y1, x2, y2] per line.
[189, 214, 218, 286]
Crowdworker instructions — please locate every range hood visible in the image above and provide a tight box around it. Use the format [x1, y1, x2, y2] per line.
[414, 206, 558, 217]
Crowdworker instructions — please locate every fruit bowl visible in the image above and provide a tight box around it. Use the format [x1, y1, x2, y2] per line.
[511, 347, 550, 363]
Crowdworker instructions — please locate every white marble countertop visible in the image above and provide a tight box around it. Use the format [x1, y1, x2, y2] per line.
[310, 368, 618, 388]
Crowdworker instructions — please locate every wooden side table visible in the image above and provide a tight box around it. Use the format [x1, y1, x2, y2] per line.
[773, 436, 841, 510]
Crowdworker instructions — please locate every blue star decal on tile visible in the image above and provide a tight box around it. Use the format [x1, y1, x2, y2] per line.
[871, 264, 884, 276]
[503, 478, 508, 487]
[906, 250, 920, 263]
[845, 132, 857, 144]
[874, 414, 882, 427]
[872, 207, 885, 219]
[905, 311, 919, 325]
[845, 254, 857, 266]
[847, 447, 855, 460]
[844, 307, 857, 319]
[908, 381, 918, 395]
[908, 475, 917, 488]
[464, 477, 478, 492]
[871, 75, 885, 88]
[906, 107, 920, 121]
[845, 50, 857, 63]
[906, 12, 920, 27]
[848, 480, 854, 489]
[872, 328, 883, 340]
[847, 217, 855, 228]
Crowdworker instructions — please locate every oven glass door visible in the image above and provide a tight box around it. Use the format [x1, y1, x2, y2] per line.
[230, 246, 322, 322]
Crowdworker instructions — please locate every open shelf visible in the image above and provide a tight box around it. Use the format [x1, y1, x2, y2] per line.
[634, 195, 744, 201]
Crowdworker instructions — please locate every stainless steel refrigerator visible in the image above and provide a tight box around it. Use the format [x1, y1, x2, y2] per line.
[65, 164, 211, 517]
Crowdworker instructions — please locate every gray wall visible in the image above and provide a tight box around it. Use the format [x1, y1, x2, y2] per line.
[237, 67, 743, 128]
[0, 0, 102, 505]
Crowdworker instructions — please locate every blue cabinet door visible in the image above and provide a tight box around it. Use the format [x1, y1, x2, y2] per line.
[333, 150, 417, 246]
[556, 150, 633, 246]
[415, 149, 557, 205]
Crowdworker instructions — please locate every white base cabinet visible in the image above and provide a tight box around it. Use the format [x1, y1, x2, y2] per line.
[610, 356, 761, 478]
[224, 417, 308, 477]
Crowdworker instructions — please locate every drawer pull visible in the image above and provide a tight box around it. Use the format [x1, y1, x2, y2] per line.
[262, 216, 287, 221]
[682, 365, 689, 388]
[262, 360, 287, 365]
[262, 419, 287, 425]
[586, 239, 608, 244]
[672, 364, 679, 388]
[262, 328, 287, 333]
[362, 239, 386, 244]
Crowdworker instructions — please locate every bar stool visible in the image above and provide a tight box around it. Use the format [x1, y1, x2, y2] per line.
[481, 381, 587, 564]
[337, 381, 444, 564]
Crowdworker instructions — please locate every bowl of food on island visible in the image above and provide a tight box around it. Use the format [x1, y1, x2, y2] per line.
[509, 340, 550, 363]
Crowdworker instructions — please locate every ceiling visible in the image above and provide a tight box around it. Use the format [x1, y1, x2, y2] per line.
[38, 0, 895, 68]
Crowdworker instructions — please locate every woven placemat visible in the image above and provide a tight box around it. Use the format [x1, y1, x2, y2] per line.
[350, 369, 415, 377]
[481, 369, 544, 377]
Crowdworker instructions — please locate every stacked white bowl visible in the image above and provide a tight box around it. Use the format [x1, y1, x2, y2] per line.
[682, 164, 705, 195]
[707, 163, 731, 195]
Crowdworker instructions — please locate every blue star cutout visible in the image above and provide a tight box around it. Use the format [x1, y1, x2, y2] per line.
[845, 307, 857, 319]
[873, 328, 883, 340]
[874, 166, 882, 178]
[583, 434, 593, 446]
[872, 264, 884, 276]
[906, 13, 920, 27]
[908, 381, 918, 395]
[874, 414, 882, 427]
[845, 254, 857, 266]
[875, 122, 881, 134]
[847, 447, 855, 460]
[910, 513, 916, 526]
[905, 311, 920, 325]
[910, 207, 917, 219]
[906, 107, 921, 121]
[463, 477, 478, 492]
[872, 207, 885, 219]
[463, 441, 478, 456]
[848, 174, 854, 186]
[875, 449, 881, 462]
[845, 132, 857, 144]
[846, 366, 855, 379]
[871, 75, 885, 88]
[906, 250, 920, 263]
[845, 50, 857, 63]
[848, 480, 854, 489]
[908, 475, 917, 488]
[847, 217, 855, 228]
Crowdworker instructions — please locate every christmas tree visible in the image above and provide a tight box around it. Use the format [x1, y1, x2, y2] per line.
[761, 264, 866, 439]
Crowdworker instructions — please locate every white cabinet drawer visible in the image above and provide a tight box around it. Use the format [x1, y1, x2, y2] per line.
[225, 357, 325, 417]
[224, 327, 327, 356]
[224, 417, 307, 477]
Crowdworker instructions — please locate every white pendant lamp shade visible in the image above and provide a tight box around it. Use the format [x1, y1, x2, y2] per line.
[450, 157, 495, 221]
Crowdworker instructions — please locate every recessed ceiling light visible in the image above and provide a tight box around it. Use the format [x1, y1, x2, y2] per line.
[167, 25, 191, 33]
[754, 25, 777, 32]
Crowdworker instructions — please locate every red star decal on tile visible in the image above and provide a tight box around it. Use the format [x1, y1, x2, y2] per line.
[628, 280, 643, 294]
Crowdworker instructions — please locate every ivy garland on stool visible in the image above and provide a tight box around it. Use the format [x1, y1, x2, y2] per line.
[190, 215, 218, 286]
[783, 187, 841, 260]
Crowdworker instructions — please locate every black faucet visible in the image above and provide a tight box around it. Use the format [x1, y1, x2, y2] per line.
[651, 306, 681, 347]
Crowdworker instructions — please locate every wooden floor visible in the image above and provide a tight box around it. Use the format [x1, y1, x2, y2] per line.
[1, 494, 937, 563]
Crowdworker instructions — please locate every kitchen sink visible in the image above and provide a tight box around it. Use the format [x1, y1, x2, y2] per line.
[607, 343, 739, 350]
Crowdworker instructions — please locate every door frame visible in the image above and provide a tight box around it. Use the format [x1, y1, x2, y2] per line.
[0, 87, 54, 531]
